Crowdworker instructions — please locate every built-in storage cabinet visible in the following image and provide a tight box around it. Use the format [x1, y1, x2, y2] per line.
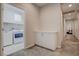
[3, 31, 13, 46]
[2, 4, 25, 55]
[2, 4, 24, 24]
[35, 31, 58, 50]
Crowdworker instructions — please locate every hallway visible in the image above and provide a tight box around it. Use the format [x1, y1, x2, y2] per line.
[62, 34, 79, 55]
[8, 34, 79, 56]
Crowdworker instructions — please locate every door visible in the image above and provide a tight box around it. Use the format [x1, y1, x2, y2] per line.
[43, 32, 58, 50]
[36, 32, 43, 45]
[3, 31, 13, 46]
[3, 4, 24, 24]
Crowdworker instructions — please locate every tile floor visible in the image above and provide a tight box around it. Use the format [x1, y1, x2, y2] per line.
[8, 34, 79, 56]
[8, 46, 79, 56]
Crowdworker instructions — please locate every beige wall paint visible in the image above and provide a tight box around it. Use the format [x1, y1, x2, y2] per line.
[40, 4, 58, 31]
[22, 4, 40, 48]
[76, 13, 79, 40]
[40, 4, 63, 48]
[74, 17, 79, 40]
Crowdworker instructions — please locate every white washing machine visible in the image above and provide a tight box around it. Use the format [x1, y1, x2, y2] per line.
[12, 30, 24, 44]
[3, 30, 24, 55]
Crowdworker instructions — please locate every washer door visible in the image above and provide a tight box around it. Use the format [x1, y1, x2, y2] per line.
[13, 33, 23, 44]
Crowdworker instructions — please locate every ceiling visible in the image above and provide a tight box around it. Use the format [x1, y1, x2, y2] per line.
[33, 3, 49, 7]
[61, 3, 79, 13]
[34, 3, 79, 12]
[33, 3, 79, 20]
[64, 12, 77, 20]
[61, 3, 79, 20]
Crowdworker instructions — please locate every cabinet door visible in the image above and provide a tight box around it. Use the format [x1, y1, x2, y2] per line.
[36, 32, 57, 50]
[42, 32, 57, 50]
[14, 13, 24, 24]
[3, 4, 24, 24]
[36, 32, 43, 45]
[3, 4, 14, 23]
[3, 31, 13, 46]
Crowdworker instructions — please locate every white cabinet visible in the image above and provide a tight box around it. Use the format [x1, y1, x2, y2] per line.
[3, 31, 13, 46]
[4, 43, 24, 55]
[35, 32, 58, 50]
[2, 4, 24, 24]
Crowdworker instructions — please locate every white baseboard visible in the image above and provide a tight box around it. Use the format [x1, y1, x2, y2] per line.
[25, 44, 35, 49]
[57, 45, 61, 48]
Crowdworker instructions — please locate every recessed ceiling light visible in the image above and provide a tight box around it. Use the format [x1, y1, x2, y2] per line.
[68, 4, 72, 7]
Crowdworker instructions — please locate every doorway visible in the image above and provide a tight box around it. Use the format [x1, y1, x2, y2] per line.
[62, 10, 79, 55]
[63, 12, 78, 41]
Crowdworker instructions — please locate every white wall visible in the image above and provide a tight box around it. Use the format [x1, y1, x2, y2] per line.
[22, 4, 40, 48]
[40, 4, 59, 31]
[74, 14, 79, 40]
[77, 15, 79, 39]
[74, 20, 78, 38]
[40, 4, 63, 48]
